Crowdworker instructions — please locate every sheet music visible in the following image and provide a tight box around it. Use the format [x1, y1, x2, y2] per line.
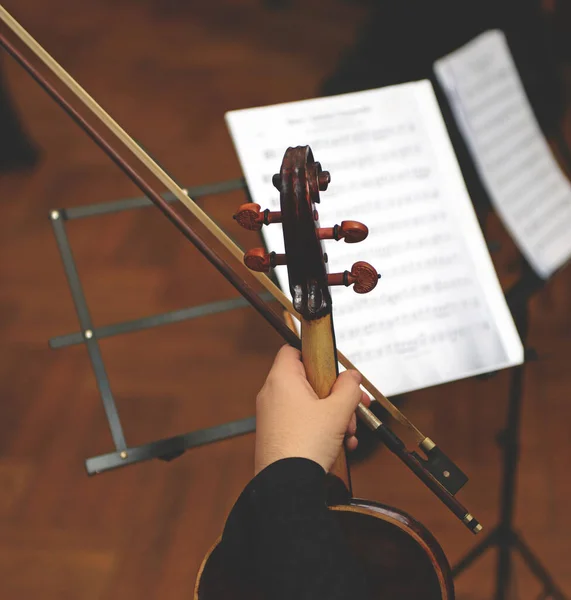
[226, 81, 523, 396]
[434, 30, 571, 279]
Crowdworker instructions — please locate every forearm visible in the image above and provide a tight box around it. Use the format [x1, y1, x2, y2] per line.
[218, 458, 371, 600]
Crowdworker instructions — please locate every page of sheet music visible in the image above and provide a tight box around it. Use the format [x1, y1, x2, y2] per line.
[434, 30, 571, 279]
[225, 81, 523, 396]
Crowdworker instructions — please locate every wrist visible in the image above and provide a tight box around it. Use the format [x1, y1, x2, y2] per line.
[255, 433, 344, 475]
[255, 449, 331, 475]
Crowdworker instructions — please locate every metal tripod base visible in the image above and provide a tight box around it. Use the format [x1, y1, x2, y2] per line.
[452, 263, 568, 600]
[453, 525, 567, 600]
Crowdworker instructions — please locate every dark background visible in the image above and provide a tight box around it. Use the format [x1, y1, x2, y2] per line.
[0, 1, 570, 598]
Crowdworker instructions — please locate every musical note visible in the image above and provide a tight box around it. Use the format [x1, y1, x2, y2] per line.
[225, 80, 523, 395]
[435, 29, 571, 278]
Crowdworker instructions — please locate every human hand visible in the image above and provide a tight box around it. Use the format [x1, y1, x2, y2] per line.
[254, 345, 371, 475]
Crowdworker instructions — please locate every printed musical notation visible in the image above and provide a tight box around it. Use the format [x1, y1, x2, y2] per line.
[226, 81, 523, 396]
[435, 30, 571, 279]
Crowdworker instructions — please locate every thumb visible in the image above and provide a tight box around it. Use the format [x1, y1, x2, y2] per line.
[329, 370, 363, 421]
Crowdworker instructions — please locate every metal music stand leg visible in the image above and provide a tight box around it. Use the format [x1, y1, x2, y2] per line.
[48, 179, 263, 475]
[452, 262, 568, 600]
[50, 209, 128, 453]
[495, 299, 530, 600]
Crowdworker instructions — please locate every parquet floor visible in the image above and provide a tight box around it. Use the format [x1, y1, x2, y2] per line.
[0, 2, 570, 599]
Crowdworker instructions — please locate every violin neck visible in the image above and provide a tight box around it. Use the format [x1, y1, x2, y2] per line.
[301, 315, 352, 503]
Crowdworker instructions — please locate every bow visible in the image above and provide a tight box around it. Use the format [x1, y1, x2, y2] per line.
[0, 5, 481, 533]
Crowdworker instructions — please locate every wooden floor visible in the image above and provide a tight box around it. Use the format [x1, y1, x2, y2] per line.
[1, 1, 570, 599]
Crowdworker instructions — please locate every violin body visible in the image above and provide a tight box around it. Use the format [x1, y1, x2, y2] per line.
[195, 499, 454, 599]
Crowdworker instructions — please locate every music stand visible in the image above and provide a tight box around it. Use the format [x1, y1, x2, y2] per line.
[48, 177, 273, 475]
[451, 259, 568, 600]
[438, 98, 571, 600]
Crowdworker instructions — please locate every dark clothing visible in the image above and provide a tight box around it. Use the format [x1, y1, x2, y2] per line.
[321, 0, 564, 137]
[320, 0, 565, 228]
[216, 457, 372, 600]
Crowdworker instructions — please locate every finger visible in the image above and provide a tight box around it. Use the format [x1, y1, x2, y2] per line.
[273, 344, 301, 365]
[345, 435, 359, 452]
[330, 370, 362, 420]
[360, 391, 372, 408]
[269, 344, 304, 377]
[346, 413, 357, 436]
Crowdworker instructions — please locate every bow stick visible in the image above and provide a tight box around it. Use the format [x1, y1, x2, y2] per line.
[0, 6, 481, 533]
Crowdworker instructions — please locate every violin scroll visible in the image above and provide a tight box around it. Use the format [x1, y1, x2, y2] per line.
[271, 164, 330, 192]
[315, 164, 331, 192]
[234, 146, 380, 318]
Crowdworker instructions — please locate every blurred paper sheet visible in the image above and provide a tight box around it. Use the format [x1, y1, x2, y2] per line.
[434, 30, 571, 279]
[226, 80, 523, 396]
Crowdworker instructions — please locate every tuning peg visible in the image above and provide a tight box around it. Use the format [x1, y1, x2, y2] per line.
[233, 203, 282, 231]
[328, 261, 380, 294]
[318, 220, 368, 243]
[244, 248, 287, 273]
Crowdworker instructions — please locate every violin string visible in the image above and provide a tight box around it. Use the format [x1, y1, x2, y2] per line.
[0, 6, 424, 443]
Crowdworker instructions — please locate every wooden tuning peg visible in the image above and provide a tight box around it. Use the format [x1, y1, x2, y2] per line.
[328, 261, 380, 293]
[244, 248, 287, 273]
[318, 220, 368, 243]
[233, 203, 282, 231]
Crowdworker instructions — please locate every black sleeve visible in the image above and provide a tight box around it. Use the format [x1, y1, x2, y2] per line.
[215, 457, 372, 600]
